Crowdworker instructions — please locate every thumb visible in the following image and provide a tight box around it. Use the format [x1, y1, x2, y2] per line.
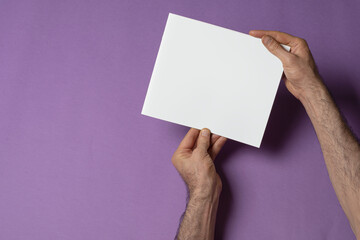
[196, 128, 211, 153]
[262, 35, 290, 63]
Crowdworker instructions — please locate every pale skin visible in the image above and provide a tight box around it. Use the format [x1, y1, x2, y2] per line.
[171, 30, 360, 239]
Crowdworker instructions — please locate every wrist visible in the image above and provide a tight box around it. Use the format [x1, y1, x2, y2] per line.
[298, 76, 328, 105]
[189, 175, 222, 200]
[298, 77, 340, 125]
[190, 185, 222, 203]
[188, 191, 220, 211]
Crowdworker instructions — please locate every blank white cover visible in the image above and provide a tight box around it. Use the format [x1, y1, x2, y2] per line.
[142, 13, 284, 148]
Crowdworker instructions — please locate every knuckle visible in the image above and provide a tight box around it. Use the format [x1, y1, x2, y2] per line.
[269, 40, 279, 51]
[284, 55, 297, 65]
[171, 151, 182, 164]
[171, 156, 176, 165]
[297, 38, 308, 47]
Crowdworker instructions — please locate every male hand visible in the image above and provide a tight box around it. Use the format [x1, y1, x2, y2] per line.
[171, 128, 227, 198]
[249, 30, 324, 100]
[250, 30, 360, 239]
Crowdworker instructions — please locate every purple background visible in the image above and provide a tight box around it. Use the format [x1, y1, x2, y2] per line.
[0, 0, 359, 239]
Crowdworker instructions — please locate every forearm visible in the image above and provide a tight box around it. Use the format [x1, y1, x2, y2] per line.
[176, 192, 220, 240]
[299, 77, 360, 235]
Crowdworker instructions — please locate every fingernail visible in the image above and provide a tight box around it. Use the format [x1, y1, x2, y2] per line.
[263, 35, 272, 45]
[201, 129, 210, 137]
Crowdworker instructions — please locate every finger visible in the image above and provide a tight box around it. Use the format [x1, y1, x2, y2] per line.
[211, 134, 221, 147]
[192, 141, 197, 150]
[195, 128, 211, 153]
[209, 137, 227, 160]
[261, 35, 293, 63]
[177, 128, 200, 151]
[249, 30, 300, 48]
[194, 132, 220, 151]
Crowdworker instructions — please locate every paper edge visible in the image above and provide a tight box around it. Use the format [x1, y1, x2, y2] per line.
[141, 12, 291, 149]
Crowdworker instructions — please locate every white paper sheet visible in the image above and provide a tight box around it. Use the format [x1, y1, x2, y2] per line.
[141, 13, 287, 148]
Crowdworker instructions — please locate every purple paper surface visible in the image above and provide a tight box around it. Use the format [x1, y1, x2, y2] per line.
[0, 0, 359, 239]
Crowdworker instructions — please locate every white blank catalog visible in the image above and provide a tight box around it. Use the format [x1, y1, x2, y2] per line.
[141, 13, 286, 148]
